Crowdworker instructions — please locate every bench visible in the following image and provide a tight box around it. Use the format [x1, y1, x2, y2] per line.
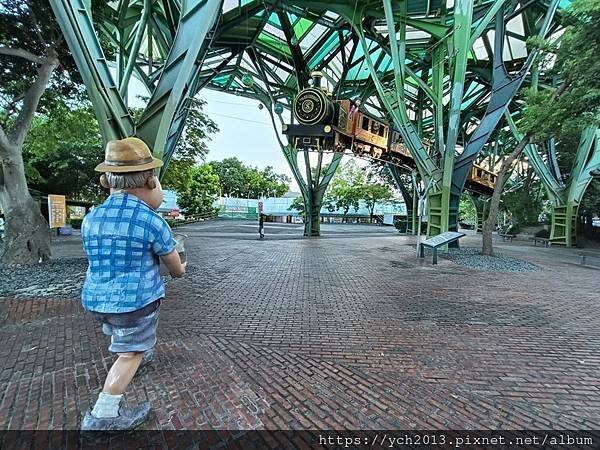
[499, 233, 515, 242]
[580, 251, 600, 267]
[529, 237, 551, 247]
[419, 231, 466, 265]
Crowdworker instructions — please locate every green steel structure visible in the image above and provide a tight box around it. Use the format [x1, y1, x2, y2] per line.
[50, 0, 596, 239]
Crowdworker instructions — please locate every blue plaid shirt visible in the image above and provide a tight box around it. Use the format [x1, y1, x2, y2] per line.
[81, 192, 176, 313]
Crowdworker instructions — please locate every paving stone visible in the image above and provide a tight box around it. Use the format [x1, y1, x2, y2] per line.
[0, 221, 599, 430]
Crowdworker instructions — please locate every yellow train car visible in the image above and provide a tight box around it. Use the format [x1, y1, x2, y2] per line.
[468, 164, 497, 190]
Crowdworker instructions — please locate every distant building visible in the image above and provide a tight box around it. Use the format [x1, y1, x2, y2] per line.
[163, 190, 406, 223]
[214, 195, 406, 223]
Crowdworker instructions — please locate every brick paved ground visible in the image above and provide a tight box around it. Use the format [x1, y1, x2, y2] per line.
[1, 220, 599, 433]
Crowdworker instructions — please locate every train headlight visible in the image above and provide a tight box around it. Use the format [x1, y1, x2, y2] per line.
[324, 125, 332, 133]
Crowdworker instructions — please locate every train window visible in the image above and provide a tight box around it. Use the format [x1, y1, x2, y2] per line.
[378, 125, 385, 137]
[371, 121, 380, 134]
[361, 116, 370, 131]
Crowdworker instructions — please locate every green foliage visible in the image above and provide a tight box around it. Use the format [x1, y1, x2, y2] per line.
[580, 179, 600, 217]
[209, 157, 290, 198]
[326, 160, 394, 219]
[326, 160, 364, 216]
[288, 196, 305, 216]
[177, 164, 221, 217]
[0, 0, 84, 125]
[22, 102, 105, 201]
[503, 186, 544, 228]
[165, 216, 213, 228]
[459, 195, 477, 226]
[521, 0, 600, 143]
[131, 99, 219, 193]
[361, 183, 393, 216]
[175, 101, 219, 162]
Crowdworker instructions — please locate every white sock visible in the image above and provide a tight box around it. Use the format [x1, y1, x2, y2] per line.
[91, 392, 123, 418]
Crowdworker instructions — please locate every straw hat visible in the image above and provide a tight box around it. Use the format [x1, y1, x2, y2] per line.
[95, 137, 163, 173]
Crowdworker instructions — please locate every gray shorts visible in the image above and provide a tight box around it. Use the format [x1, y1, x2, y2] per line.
[92, 300, 161, 354]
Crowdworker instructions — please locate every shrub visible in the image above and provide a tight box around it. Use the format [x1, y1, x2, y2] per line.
[394, 216, 408, 233]
[69, 218, 84, 229]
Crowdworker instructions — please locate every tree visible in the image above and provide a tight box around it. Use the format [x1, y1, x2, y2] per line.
[209, 157, 246, 197]
[482, 0, 600, 255]
[459, 195, 477, 228]
[361, 183, 393, 222]
[327, 160, 365, 222]
[260, 166, 291, 197]
[23, 102, 104, 201]
[288, 196, 305, 217]
[361, 168, 394, 222]
[0, 0, 79, 264]
[160, 100, 218, 192]
[177, 164, 220, 217]
[209, 157, 290, 198]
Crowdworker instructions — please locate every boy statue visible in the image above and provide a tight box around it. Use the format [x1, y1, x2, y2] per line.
[80, 137, 186, 430]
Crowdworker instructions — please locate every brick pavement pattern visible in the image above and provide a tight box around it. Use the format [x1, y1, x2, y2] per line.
[1, 221, 599, 432]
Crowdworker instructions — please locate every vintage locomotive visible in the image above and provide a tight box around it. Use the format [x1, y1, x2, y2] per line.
[282, 71, 390, 159]
[282, 72, 497, 191]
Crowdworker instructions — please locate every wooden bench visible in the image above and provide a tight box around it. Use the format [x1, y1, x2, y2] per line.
[529, 237, 551, 247]
[419, 231, 465, 265]
[499, 233, 515, 242]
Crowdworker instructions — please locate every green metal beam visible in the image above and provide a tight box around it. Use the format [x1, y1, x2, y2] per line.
[50, 0, 135, 142]
[136, 0, 222, 164]
[469, 0, 507, 48]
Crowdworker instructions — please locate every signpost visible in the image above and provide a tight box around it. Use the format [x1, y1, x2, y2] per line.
[419, 231, 465, 265]
[48, 194, 67, 228]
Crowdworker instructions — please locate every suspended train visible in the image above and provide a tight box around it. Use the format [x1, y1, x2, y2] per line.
[282, 72, 497, 192]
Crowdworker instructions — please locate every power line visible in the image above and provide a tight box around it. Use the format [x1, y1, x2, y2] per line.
[204, 98, 260, 107]
[205, 110, 274, 126]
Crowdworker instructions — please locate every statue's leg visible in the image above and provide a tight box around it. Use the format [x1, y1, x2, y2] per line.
[81, 301, 161, 430]
[103, 352, 144, 394]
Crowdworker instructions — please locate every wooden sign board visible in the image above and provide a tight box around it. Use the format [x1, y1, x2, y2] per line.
[48, 194, 67, 228]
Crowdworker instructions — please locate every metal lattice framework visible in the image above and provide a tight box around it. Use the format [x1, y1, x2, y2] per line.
[50, 0, 597, 240]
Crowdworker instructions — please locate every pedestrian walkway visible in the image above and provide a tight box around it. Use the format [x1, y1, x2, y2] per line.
[1, 221, 599, 431]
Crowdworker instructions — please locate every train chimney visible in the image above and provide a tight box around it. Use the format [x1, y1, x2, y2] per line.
[311, 71, 323, 89]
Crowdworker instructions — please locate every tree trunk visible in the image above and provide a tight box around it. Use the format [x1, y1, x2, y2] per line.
[0, 49, 58, 265]
[0, 146, 51, 265]
[482, 134, 531, 256]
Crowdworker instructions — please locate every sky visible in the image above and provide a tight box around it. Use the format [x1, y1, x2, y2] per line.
[198, 89, 297, 189]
